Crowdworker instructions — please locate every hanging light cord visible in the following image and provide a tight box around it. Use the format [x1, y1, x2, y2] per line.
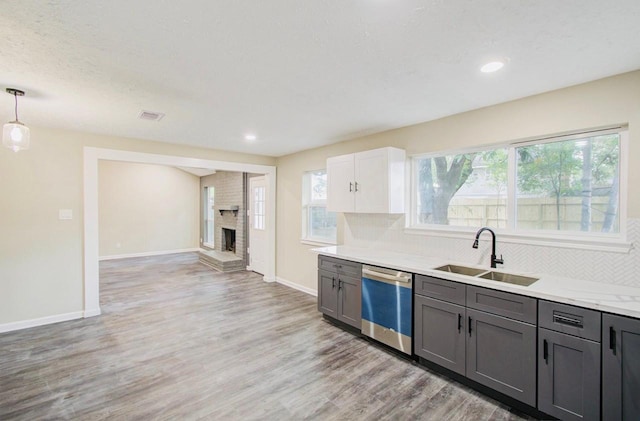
[13, 92, 19, 121]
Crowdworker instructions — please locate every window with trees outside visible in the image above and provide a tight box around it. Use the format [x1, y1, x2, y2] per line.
[412, 127, 625, 238]
[302, 169, 337, 244]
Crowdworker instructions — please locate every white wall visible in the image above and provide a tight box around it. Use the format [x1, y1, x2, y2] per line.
[99, 161, 200, 258]
[275, 70, 640, 292]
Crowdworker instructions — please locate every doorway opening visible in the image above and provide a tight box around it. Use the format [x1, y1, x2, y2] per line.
[83, 147, 276, 318]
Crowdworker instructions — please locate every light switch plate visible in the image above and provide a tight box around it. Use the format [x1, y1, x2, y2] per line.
[59, 209, 73, 220]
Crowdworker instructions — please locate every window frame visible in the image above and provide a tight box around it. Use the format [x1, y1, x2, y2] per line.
[301, 169, 337, 245]
[202, 185, 215, 248]
[408, 126, 630, 252]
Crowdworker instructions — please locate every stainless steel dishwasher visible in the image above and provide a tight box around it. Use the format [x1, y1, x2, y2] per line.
[361, 265, 413, 354]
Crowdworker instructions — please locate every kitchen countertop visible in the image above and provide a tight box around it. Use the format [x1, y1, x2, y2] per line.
[313, 245, 640, 319]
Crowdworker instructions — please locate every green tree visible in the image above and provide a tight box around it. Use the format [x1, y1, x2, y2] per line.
[590, 135, 619, 232]
[580, 139, 593, 231]
[517, 141, 581, 230]
[483, 149, 509, 195]
[418, 153, 477, 224]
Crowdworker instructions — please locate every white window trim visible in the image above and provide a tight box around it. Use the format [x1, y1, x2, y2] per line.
[301, 169, 337, 245]
[407, 126, 630, 253]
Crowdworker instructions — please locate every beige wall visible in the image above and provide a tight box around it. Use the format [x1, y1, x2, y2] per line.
[99, 161, 200, 257]
[275, 70, 640, 292]
[0, 127, 274, 325]
[1, 71, 638, 327]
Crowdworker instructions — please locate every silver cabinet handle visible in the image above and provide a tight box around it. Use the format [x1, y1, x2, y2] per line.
[553, 314, 583, 328]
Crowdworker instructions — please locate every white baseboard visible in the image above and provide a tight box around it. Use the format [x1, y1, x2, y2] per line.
[263, 275, 276, 283]
[99, 248, 200, 261]
[0, 311, 84, 334]
[276, 277, 318, 297]
[83, 308, 101, 318]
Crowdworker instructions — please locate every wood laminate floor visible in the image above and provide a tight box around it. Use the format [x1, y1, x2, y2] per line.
[0, 253, 533, 420]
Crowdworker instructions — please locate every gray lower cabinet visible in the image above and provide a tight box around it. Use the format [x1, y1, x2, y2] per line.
[414, 294, 466, 375]
[537, 300, 601, 421]
[318, 269, 338, 317]
[538, 328, 600, 421]
[336, 275, 361, 328]
[466, 308, 537, 407]
[602, 313, 640, 421]
[415, 277, 538, 408]
[317, 256, 362, 329]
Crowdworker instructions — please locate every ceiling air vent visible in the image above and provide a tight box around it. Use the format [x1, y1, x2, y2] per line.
[138, 110, 165, 121]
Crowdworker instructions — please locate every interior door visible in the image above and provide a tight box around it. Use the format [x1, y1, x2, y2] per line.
[249, 176, 267, 275]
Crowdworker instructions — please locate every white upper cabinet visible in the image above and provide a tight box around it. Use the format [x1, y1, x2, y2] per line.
[327, 147, 406, 213]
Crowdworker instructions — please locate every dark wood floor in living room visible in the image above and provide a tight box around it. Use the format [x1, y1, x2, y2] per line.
[0, 253, 531, 420]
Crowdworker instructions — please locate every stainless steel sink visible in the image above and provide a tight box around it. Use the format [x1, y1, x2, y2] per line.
[477, 271, 539, 287]
[434, 264, 487, 277]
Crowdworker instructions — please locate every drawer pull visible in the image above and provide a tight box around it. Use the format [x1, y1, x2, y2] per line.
[553, 314, 583, 328]
[610, 326, 617, 355]
[332, 277, 336, 289]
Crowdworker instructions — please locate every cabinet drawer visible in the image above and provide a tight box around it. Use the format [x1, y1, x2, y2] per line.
[466, 286, 537, 324]
[415, 275, 465, 306]
[539, 300, 601, 342]
[318, 255, 361, 278]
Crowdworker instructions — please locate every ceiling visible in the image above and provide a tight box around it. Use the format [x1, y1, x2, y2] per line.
[1, 1, 639, 157]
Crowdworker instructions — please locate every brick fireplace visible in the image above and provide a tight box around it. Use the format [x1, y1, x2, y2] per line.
[198, 171, 246, 272]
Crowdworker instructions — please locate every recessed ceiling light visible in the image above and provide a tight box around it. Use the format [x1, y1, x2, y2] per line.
[244, 134, 257, 141]
[480, 61, 505, 73]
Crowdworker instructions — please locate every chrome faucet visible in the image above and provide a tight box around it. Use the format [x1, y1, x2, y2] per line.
[472, 227, 504, 268]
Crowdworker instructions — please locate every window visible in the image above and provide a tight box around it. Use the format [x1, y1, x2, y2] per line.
[253, 186, 266, 230]
[302, 170, 337, 244]
[415, 148, 508, 228]
[412, 127, 625, 239]
[516, 133, 620, 233]
[203, 186, 215, 247]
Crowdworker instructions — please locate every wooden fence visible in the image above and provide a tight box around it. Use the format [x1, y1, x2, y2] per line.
[447, 196, 616, 231]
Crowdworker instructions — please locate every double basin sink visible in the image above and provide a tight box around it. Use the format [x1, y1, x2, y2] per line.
[434, 264, 539, 287]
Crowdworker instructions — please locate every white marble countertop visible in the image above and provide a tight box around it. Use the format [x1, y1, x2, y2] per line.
[313, 245, 640, 319]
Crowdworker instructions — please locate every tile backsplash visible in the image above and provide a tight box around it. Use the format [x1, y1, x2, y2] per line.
[344, 214, 640, 288]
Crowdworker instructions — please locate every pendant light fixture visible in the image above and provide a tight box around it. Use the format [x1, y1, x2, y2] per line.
[3, 88, 30, 152]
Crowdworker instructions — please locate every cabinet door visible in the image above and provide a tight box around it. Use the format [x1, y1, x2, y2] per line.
[337, 275, 361, 329]
[466, 309, 536, 407]
[538, 328, 600, 421]
[327, 154, 355, 213]
[603, 314, 640, 421]
[317, 270, 338, 317]
[414, 295, 466, 375]
[354, 148, 389, 213]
